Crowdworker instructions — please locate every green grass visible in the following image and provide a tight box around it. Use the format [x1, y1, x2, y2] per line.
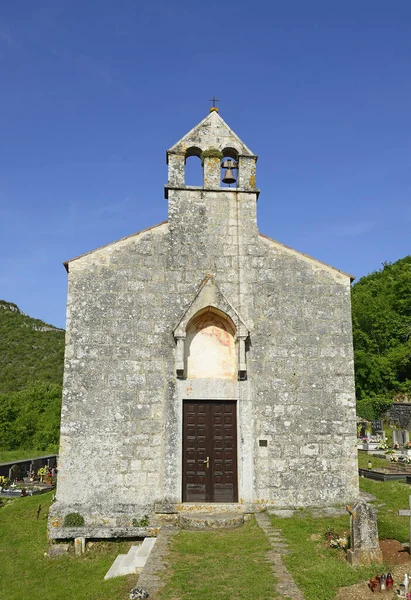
[359, 477, 410, 542]
[3, 468, 411, 600]
[159, 519, 280, 600]
[269, 473, 411, 600]
[0, 492, 135, 600]
[270, 512, 379, 600]
[357, 450, 390, 469]
[0, 447, 59, 463]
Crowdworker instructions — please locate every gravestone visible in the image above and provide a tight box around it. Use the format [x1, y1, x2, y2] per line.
[346, 499, 383, 566]
[398, 496, 411, 553]
[371, 420, 384, 436]
[393, 430, 409, 446]
[358, 421, 368, 438]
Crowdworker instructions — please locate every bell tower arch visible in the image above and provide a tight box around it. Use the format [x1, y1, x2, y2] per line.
[165, 108, 259, 195]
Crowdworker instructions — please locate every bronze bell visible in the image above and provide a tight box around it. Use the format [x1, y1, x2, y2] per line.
[222, 159, 237, 185]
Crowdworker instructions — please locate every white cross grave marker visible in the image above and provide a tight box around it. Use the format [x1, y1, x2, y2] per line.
[398, 495, 411, 552]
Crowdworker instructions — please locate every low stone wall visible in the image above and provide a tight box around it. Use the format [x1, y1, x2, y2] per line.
[386, 403, 411, 429]
[48, 526, 159, 540]
[0, 455, 58, 478]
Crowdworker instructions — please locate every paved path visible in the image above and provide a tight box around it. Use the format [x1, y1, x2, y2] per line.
[255, 511, 305, 600]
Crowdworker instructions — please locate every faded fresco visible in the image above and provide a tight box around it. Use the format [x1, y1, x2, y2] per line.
[186, 312, 236, 379]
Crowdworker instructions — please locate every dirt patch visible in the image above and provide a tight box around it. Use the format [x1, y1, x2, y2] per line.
[335, 541, 411, 600]
[380, 539, 411, 566]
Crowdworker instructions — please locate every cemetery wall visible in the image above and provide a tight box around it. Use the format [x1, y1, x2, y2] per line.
[387, 403, 411, 429]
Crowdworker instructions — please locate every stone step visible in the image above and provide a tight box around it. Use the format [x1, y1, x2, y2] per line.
[104, 538, 157, 579]
[179, 512, 244, 530]
[155, 502, 249, 515]
[104, 554, 128, 579]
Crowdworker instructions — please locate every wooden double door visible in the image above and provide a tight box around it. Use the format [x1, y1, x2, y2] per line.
[183, 400, 238, 503]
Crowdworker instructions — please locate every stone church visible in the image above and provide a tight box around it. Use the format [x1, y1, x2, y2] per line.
[50, 108, 358, 531]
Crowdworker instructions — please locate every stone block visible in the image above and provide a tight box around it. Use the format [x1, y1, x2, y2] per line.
[346, 547, 383, 566]
[48, 543, 70, 557]
[74, 537, 85, 555]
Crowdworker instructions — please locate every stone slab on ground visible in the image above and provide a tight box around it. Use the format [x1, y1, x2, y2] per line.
[47, 543, 70, 557]
[49, 525, 159, 539]
[267, 509, 296, 518]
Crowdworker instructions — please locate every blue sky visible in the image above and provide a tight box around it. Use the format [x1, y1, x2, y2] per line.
[0, 1, 410, 329]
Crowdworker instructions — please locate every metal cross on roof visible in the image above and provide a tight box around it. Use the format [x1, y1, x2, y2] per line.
[209, 96, 219, 107]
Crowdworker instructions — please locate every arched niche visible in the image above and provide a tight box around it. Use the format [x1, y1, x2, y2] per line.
[185, 308, 237, 380]
[173, 277, 249, 380]
[185, 146, 202, 160]
[221, 147, 239, 188]
[184, 146, 203, 186]
[222, 147, 239, 160]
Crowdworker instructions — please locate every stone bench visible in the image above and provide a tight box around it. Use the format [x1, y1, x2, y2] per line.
[48, 525, 160, 540]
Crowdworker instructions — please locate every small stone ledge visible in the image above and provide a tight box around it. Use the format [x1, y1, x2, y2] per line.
[48, 526, 160, 540]
[268, 505, 350, 519]
[164, 185, 260, 199]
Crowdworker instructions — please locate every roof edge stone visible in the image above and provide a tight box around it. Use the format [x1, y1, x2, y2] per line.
[63, 221, 168, 273]
[259, 233, 355, 281]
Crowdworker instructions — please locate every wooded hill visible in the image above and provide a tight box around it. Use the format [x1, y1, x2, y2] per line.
[0, 254, 410, 451]
[0, 300, 64, 394]
[352, 256, 411, 420]
[0, 300, 64, 452]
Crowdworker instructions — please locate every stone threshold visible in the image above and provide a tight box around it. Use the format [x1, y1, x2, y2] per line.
[154, 502, 254, 514]
[179, 512, 244, 529]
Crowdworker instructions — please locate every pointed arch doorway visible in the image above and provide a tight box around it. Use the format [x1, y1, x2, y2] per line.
[181, 308, 239, 503]
[182, 400, 238, 503]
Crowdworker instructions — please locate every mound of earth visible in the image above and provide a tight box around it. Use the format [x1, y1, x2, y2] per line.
[335, 541, 411, 600]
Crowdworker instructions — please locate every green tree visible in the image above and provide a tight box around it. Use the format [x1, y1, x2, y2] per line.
[352, 256, 411, 418]
[0, 381, 62, 451]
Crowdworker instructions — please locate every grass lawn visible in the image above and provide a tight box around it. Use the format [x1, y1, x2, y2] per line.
[270, 464, 411, 600]
[2, 452, 411, 600]
[159, 519, 280, 600]
[270, 510, 375, 600]
[357, 450, 392, 470]
[0, 447, 59, 462]
[0, 492, 135, 600]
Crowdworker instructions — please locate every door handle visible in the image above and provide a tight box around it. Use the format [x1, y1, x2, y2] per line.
[203, 456, 210, 469]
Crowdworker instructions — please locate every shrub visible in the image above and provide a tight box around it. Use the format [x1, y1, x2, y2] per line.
[63, 512, 85, 527]
[132, 515, 149, 527]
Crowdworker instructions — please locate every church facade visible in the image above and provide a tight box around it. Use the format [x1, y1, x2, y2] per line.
[50, 109, 358, 530]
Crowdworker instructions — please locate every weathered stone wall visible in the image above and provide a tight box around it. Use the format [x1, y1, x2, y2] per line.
[251, 237, 358, 506]
[54, 184, 259, 523]
[52, 111, 358, 528]
[55, 224, 173, 522]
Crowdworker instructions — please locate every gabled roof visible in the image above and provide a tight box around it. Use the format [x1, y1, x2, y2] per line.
[63, 221, 168, 273]
[259, 233, 355, 281]
[167, 110, 256, 157]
